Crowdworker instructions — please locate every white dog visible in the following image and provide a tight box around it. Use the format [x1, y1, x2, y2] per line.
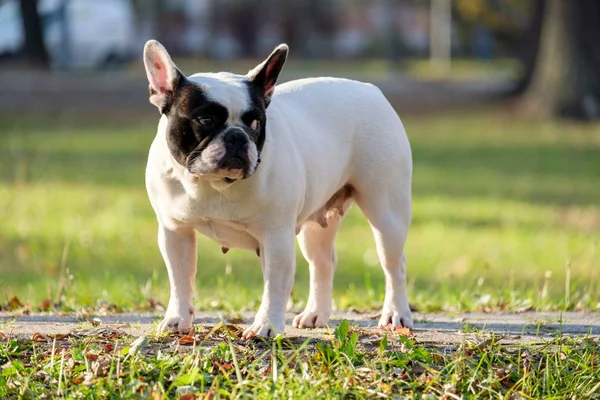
[143, 40, 413, 338]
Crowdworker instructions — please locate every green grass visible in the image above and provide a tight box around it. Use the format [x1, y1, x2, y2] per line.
[1, 110, 599, 314]
[1, 319, 598, 398]
[1, 109, 600, 398]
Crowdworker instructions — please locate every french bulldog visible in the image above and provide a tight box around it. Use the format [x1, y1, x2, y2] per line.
[143, 40, 413, 338]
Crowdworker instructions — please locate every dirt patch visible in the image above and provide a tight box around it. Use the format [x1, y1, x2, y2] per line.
[2, 311, 597, 347]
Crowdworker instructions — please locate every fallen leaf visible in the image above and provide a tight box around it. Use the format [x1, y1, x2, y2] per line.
[178, 335, 196, 345]
[128, 335, 149, 355]
[214, 361, 233, 372]
[0, 332, 6, 340]
[72, 376, 84, 384]
[31, 332, 47, 342]
[227, 316, 245, 324]
[85, 352, 98, 361]
[8, 296, 23, 310]
[39, 299, 52, 311]
[103, 343, 115, 353]
[393, 327, 412, 337]
[47, 333, 68, 340]
[83, 372, 94, 385]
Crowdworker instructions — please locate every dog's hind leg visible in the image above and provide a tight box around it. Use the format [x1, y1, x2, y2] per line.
[293, 209, 348, 329]
[355, 188, 413, 329]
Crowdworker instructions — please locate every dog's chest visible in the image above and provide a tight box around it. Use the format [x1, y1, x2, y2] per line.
[193, 218, 259, 251]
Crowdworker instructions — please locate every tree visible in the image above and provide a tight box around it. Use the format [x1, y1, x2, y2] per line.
[19, 0, 50, 69]
[515, 0, 600, 120]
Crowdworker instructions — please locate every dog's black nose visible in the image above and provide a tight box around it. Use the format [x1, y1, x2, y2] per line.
[224, 130, 247, 148]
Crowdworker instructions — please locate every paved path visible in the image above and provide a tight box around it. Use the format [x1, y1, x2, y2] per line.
[0, 70, 511, 115]
[1, 312, 598, 346]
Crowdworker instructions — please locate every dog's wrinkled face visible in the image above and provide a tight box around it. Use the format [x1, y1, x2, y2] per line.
[143, 40, 288, 181]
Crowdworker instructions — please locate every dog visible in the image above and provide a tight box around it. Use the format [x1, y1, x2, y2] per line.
[143, 40, 413, 338]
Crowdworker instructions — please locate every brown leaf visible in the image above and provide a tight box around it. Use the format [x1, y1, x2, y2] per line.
[179, 394, 195, 400]
[393, 326, 412, 337]
[31, 332, 47, 342]
[7, 296, 23, 310]
[72, 376, 84, 384]
[47, 333, 68, 340]
[178, 335, 196, 345]
[214, 361, 233, 371]
[39, 299, 52, 311]
[103, 343, 115, 353]
[85, 352, 98, 361]
[152, 387, 164, 400]
[0, 332, 6, 340]
[226, 316, 245, 324]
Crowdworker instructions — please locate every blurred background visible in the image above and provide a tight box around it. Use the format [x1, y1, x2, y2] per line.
[0, 0, 599, 315]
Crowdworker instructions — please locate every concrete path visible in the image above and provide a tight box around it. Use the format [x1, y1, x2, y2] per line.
[1, 312, 598, 346]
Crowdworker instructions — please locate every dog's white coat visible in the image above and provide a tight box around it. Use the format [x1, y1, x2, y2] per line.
[146, 56, 413, 338]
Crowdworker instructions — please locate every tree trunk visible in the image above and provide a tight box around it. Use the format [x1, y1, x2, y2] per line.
[19, 0, 50, 69]
[509, 0, 545, 96]
[516, 0, 600, 120]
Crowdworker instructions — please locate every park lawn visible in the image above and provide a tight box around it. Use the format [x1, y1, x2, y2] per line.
[1, 109, 600, 399]
[0, 109, 599, 314]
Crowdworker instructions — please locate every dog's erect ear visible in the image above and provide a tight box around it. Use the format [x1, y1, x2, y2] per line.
[247, 44, 288, 105]
[143, 40, 183, 113]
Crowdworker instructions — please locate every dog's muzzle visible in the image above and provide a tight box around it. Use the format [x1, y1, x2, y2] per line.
[219, 129, 250, 171]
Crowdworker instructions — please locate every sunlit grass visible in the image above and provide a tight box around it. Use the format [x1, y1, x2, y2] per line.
[0, 110, 599, 313]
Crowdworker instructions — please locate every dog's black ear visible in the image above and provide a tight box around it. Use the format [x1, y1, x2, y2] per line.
[143, 40, 183, 113]
[247, 44, 288, 105]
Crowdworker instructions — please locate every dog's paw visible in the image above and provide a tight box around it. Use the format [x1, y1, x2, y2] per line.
[241, 314, 284, 339]
[157, 306, 194, 333]
[292, 310, 330, 329]
[378, 307, 413, 329]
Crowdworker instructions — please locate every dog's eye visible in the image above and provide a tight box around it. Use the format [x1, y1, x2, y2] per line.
[250, 120, 261, 131]
[198, 117, 214, 126]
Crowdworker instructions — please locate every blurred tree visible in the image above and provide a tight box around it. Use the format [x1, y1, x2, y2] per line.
[19, 0, 49, 69]
[517, 0, 600, 120]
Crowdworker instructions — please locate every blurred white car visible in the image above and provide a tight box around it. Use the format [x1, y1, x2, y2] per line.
[0, 0, 137, 69]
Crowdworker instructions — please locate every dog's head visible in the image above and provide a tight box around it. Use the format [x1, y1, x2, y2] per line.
[143, 40, 288, 181]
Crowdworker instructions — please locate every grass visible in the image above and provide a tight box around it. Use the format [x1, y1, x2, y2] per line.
[0, 110, 599, 314]
[0, 109, 599, 397]
[1, 319, 598, 398]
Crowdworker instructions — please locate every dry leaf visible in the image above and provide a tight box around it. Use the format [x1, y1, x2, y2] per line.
[83, 372, 94, 386]
[0, 332, 6, 340]
[393, 326, 412, 337]
[179, 394, 194, 400]
[39, 299, 52, 311]
[47, 333, 68, 340]
[103, 343, 115, 353]
[8, 296, 23, 310]
[85, 352, 98, 361]
[226, 316, 245, 324]
[178, 335, 196, 345]
[31, 332, 47, 342]
[128, 335, 149, 355]
[72, 376, 84, 384]
[214, 361, 233, 372]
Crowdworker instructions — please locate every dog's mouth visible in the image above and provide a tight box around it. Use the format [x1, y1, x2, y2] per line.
[186, 150, 259, 181]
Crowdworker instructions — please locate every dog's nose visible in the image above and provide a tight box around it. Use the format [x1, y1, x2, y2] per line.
[224, 130, 247, 148]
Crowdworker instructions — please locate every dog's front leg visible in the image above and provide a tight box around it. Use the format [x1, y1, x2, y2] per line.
[156, 224, 197, 333]
[242, 227, 296, 339]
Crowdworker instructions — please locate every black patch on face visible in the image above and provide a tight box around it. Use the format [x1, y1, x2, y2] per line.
[161, 76, 271, 178]
[243, 80, 268, 153]
[163, 78, 229, 168]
